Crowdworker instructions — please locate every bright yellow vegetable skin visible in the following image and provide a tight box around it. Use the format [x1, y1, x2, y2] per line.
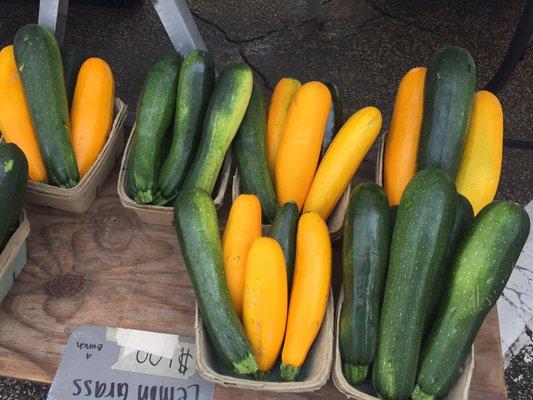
[456, 90, 503, 215]
[266, 78, 301, 180]
[275, 82, 331, 211]
[70, 57, 115, 178]
[281, 212, 332, 381]
[222, 194, 262, 317]
[0, 45, 47, 182]
[384, 67, 426, 205]
[303, 106, 382, 219]
[243, 237, 288, 372]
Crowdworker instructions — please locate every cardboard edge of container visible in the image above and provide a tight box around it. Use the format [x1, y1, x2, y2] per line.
[117, 124, 232, 226]
[331, 289, 474, 400]
[23, 98, 128, 213]
[231, 172, 350, 240]
[194, 292, 334, 393]
[0, 210, 30, 304]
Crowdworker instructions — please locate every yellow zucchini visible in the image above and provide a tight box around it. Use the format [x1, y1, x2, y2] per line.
[281, 212, 332, 381]
[303, 106, 382, 219]
[455, 90, 503, 215]
[242, 237, 288, 372]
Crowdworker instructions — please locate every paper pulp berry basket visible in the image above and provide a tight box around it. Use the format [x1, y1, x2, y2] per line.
[22, 98, 127, 213]
[117, 124, 232, 225]
[232, 173, 350, 240]
[332, 289, 474, 399]
[0, 211, 30, 304]
[195, 292, 334, 392]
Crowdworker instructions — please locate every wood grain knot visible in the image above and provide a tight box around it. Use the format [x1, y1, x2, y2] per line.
[45, 274, 85, 298]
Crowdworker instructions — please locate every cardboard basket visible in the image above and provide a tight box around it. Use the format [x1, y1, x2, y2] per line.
[0, 211, 30, 304]
[374, 132, 386, 186]
[195, 292, 334, 392]
[117, 124, 232, 225]
[22, 98, 127, 213]
[332, 290, 474, 399]
[232, 172, 350, 240]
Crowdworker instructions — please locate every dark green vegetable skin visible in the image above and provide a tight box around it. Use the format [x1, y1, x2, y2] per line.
[61, 45, 85, 108]
[268, 201, 298, 287]
[417, 46, 476, 178]
[233, 79, 279, 222]
[156, 50, 215, 205]
[14, 24, 79, 188]
[412, 201, 530, 400]
[373, 168, 456, 400]
[321, 82, 343, 158]
[183, 61, 253, 195]
[426, 193, 474, 330]
[128, 52, 182, 204]
[0, 144, 28, 250]
[173, 188, 258, 375]
[340, 183, 390, 385]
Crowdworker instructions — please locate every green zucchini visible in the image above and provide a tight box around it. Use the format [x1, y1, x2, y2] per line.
[417, 46, 476, 178]
[156, 50, 215, 205]
[173, 188, 257, 375]
[320, 82, 343, 158]
[61, 45, 85, 109]
[413, 201, 530, 400]
[127, 52, 182, 204]
[183, 60, 253, 195]
[14, 24, 79, 188]
[426, 193, 474, 329]
[373, 168, 456, 400]
[233, 79, 279, 222]
[268, 201, 298, 287]
[0, 143, 28, 250]
[340, 182, 390, 385]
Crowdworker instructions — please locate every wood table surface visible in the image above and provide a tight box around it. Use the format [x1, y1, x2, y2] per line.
[0, 162, 508, 399]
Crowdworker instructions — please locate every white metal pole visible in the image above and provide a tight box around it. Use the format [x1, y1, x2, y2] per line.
[38, 0, 69, 46]
[151, 0, 207, 54]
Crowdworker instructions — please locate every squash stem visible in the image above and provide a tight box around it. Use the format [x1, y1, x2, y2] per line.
[411, 385, 436, 400]
[135, 190, 154, 205]
[255, 370, 270, 381]
[280, 363, 300, 381]
[233, 352, 258, 375]
[343, 363, 368, 385]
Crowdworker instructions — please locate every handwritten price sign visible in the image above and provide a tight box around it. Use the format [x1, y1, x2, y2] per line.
[48, 326, 214, 400]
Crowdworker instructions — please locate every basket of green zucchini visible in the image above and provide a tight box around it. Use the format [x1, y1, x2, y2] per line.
[0, 143, 30, 304]
[333, 46, 530, 400]
[1, 24, 127, 213]
[118, 51, 243, 225]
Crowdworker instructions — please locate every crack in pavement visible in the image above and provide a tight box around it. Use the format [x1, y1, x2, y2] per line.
[239, 49, 273, 91]
[191, 10, 316, 45]
[365, 0, 437, 35]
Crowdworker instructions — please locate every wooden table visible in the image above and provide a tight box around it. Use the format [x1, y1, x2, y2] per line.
[0, 164, 508, 399]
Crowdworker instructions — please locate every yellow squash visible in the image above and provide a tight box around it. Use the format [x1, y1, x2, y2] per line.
[70, 57, 115, 178]
[456, 90, 503, 215]
[384, 67, 426, 205]
[275, 81, 331, 211]
[222, 194, 262, 317]
[304, 106, 382, 219]
[242, 237, 288, 372]
[266, 78, 301, 180]
[0, 45, 47, 182]
[281, 211, 331, 381]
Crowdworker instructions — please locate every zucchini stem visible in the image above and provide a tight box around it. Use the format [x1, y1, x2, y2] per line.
[280, 363, 300, 381]
[343, 363, 368, 385]
[233, 352, 258, 375]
